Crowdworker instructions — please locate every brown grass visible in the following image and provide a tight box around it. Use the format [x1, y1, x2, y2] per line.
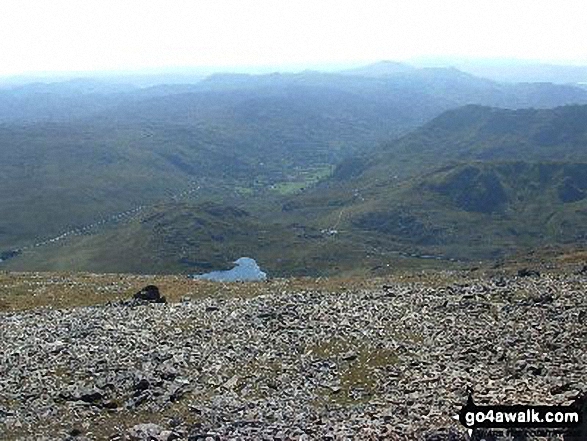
[1, 247, 583, 312]
[0, 272, 391, 312]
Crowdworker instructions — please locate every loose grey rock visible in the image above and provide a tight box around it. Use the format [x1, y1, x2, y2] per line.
[128, 423, 165, 440]
[0, 271, 585, 439]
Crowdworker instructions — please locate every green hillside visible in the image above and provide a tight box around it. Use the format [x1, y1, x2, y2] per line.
[2, 200, 404, 277]
[3, 71, 587, 274]
[332, 104, 587, 189]
[8, 160, 586, 275]
[6, 104, 587, 275]
[5, 67, 584, 251]
[272, 105, 587, 264]
[342, 161, 587, 259]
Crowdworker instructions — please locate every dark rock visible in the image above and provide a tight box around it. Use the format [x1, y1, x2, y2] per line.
[533, 293, 553, 304]
[205, 305, 219, 312]
[494, 277, 507, 287]
[80, 390, 104, 404]
[550, 382, 574, 395]
[0, 406, 12, 418]
[134, 378, 150, 392]
[59, 385, 104, 405]
[167, 384, 189, 402]
[168, 416, 184, 428]
[69, 428, 83, 437]
[527, 365, 543, 376]
[127, 392, 150, 409]
[564, 392, 587, 440]
[517, 268, 540, 277]
[133, 285, 166, 303]
[102, 400, 119, 409]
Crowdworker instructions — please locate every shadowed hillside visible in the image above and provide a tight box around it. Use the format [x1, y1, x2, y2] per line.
[5, 105, 587, 274]
[272, 105, 587, 264]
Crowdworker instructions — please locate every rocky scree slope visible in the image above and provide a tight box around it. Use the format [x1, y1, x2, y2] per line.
[0, 272, 585, 440]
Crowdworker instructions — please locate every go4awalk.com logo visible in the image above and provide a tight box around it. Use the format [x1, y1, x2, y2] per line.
[454, 392, 586, 439]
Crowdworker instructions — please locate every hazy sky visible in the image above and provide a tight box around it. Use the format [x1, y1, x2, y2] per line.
[1, 0, 586, 76]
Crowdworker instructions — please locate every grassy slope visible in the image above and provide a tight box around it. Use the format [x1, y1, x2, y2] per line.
[0, 82, 413, 250]
[350, 104, 587, 187]
[3, 196, 465, 276]
[9, 158, 587, 276]
[338, 162, 587, 259]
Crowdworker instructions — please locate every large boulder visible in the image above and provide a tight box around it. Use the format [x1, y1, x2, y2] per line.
[133, 285, 166, 303]
[517, 268, 540, 278]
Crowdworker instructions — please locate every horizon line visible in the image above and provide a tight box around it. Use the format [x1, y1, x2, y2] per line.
[2, 57, 587, 84]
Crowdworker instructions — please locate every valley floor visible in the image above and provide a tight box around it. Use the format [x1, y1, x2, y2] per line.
[0, 267, 585, 440]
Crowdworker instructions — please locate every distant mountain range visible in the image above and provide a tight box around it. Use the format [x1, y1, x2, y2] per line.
[3, 64, 587, 123]
[445, 60, 587, 85]
[343, 59, 587, 85]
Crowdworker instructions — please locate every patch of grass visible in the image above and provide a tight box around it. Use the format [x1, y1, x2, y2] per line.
[272, 181, 308, 195]
[308, 337, 398, 405]
[270, 166, 334, 195]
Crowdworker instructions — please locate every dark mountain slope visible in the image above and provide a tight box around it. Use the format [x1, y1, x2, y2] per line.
[347, 104, 587, 187]
[275, 105, 587, 264]
[5, 68, 585, 251]
[0, 121, 260, 249]
[307, 161, 587, 261]
[7, 130, 587, 277]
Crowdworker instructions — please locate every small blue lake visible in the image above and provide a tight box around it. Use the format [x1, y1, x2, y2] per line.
[191, 257, 267, 282]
